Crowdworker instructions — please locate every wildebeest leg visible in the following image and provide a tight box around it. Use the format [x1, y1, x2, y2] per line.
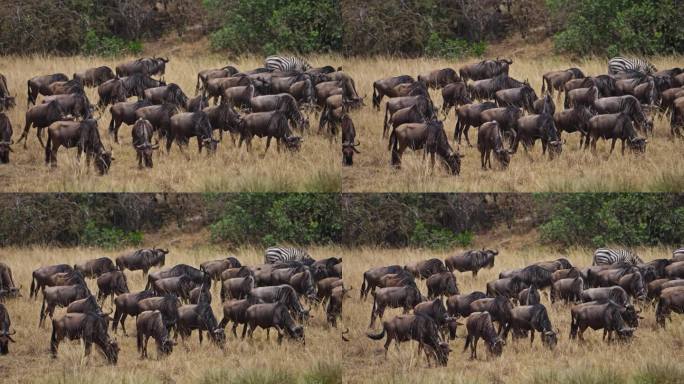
[609, 138, 617, 156]
[165, 135, 174, 154]
[530, 330, 535, 345]
[120, 313, 128, 335]
[137, 331, 144, 358]
[84, 340, 92, 359]
[471, 336, 479, 359]
[486, 149, 492, 169]
[37, 127, 46, 148]
[19, 121, 32, 148]
[198, 330, 203, 344]
[264, 136, 272, 154]
[266, 328, 270, 340]
[241, 323, 248, 339]
[590, 137, 598, 155]
[621, 139, 626, 156]
[247, 323, 255, 338]
[383, 334, 392, 357]
[480, 149, 486, 169]
[464, 125, 472, 146]
[429, 153, 435, 175]
[137, 150, 143, 169]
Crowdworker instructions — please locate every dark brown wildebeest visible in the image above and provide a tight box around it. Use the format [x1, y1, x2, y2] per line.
[327, 285, 351, 327]
[382, 95, 436, 138]
[0, 263, 21, 299]
[51, 312, 119, 363]
[570, 301, 635, 342]
[45, 119, 114, 175]
[454, 102, 497, 145]
[469, 75, 527, 101]
[377, 270, 415, 290]
[248, 284, 310, 321]
[0, 113, 13, 164]
[414, 298, 458, 340]
[189, 284, 211, 305]
[289, 269, 316, 300]
[310, 257, 341, 281]
[666, 261, 684, 279]
[220, 266, 254, 282]
[218, 299, 251, 337]
[270, 73, 308, 94]
[27, 73, 69, 105]
[360, 265, 404, 300]
[495, 85, 538, 113]
[0, 303, 16, 354]
[372, 75, 415, 109]
[554, 106, 594, 148]
[518, 285, 540, 305]
[486, 276, 527, 299]
[341, 114, 360, 166]
[478, 121, 512, 170]
[116, 57, 168, 77]
[131, 118, 159, 168]
[42, 93, 92, 119]
[367, 314, 451, 366]
[638, 259, 672, 280]
[459, 58, 513, 82]
[504, 304, 558, 349]
[151, 277, 196, 303]
[552, 267, 580, 282]
[469, 296, 514, 335]
[239, 110, 302, 153]
[74, 257, 117, 279]
[111, 290, 156, 334]
[504, 265, 555, 289]
[200, 257, 242, 283]
[533, 96, 556, 115]
[580, 286, 631, 307]
[617, 272, 647, 300]
[388, 104, 430, 137]
[565, 86, 599, 109]
[418, 68, 459, 89]
[479, 106, 523, 146]
[314, 80, 343, 107]
[176, 303, 226, 348]
[656, 286, 684, 327]
[97, 78, 127, 108]
[120, 74, 166, 100]
[222, 84, 254, 109]
[144, 84, 189, 109]
[136, 310, 175, 359]
[441, 82, 471, 117]
[66, 295, 106, 315]
[97, 271, 129, 305]
[426, 272, 458, 298]
[251, 93, 309, 132]
[392, 81, 430, 99]
[390, 120, 463, 175]
[17, 100, 65, 148]
[405, 259, 447, 280]
[541, 68, 585, 97]
[463, 312, 504, 360]
[168, 111, 218, 154]
[369, 285, 423, 327]
[585, 112, 647, 156]
[646, 278, 676, 300]
[73, 66, 116, 87]
[317, 277, 344, 305]
[29, 264, 73, 299]
[672, 96, 684, 137]
[288, 78, 316, 104]
[116, 248, 167, 277]
[138, 295, 181, 333]
[204, 76, 251, 105]
[196, 66, 239, 93]
[446, 291, 487, 318]
[220, 276, 255, 301]
[593, 95, 653, 134]
[40, 285, 90, 326]
[550, 276, 584, 303]
[47, 79, 85, 98]
[245, 302, 305, 344]
[135, 103, 179, 140]
[187, 94, 209, 113]
[513, 111, 563, 159]
[660, 86, 684, 111]
[0, 74, 16, 111]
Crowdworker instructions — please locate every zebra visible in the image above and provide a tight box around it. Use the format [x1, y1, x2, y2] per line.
[592, 248, 644, 266]
[608, 56, 657, 76]
[673, 248, 684, 260]
[264, 247, 315, 265]
[264, 56, 312, 72]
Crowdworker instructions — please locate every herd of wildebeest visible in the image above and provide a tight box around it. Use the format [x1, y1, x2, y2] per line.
[0, 248, 346, 364]
[1, 56, 683, 176]
[358, 248, 684, 366]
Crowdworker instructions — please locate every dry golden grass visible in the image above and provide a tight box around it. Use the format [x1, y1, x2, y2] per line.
[0, 244, 343, 384]
[343, 242, 684, 384]
[0, 55, 339, 192]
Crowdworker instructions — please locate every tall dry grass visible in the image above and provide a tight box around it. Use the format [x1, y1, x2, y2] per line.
[0, 244, 343, 384]
[342, 244, 684, 384]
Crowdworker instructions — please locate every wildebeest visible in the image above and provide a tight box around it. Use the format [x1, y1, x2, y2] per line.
[73, 66, 116, 87]
[581, 286, 631, 307]
[441, 82, 472, 117]
[147, 264, 209, 291]
[167, 111, 218, 154]
[446, 291, 489, 319]
[138, 295, 181, 333]
[382, 95, 435, 138]
[672, 96, 684, 137]
[469, 296, 514, 335]
[551, 276, 584, 303]
[189, 284, 211, 305]
[196, 65, 239, 93]
[116, 248, 168, 277]
[17, 100, 65, 148]
[585, 112, 647, 156]
[513, 110, 563, 159]
[505, 304, 558, 349]
[570, 301, 635, 341]
[144, 84, 188, 109]
[246, 303, 305, 344]
[478, 121, 512, 169]
[327, 285, 351, 327]
[250, 93, 309, 132]
[341, 114, 360, 166]
[495, 85, 538, 113]
[390, 120, 463, 175]
[0, 263, 20, 299]
[486, 276, 527, 300]
[418, 68, 460, 89]
[565, 86, 599, 109]
[552, 267, 580, 282]
[454, 102, 497, 145]
[369, 285, 423, 327]
[29, 264, 73, 299]
[201, 102, 241, 143]
[542, 68, 585, 97]
[405, 258, 447, 280]
[40, 285, 90, 326]
[50, 312, 119, 363]
[426, 272, 458, 298]
[479, 106, 523, 146]
[0, 113, 13, 164]
[518, 285, 541, 305]
[317, 277, 344, 305]
[187, 94, 209, 113]
[469, 75, 527, 101]
[459, 59, 513, 82]
[200, 257, 242, 283]
[0, 304, 16, 354]
[248, 285, 310, 321]
[27, 73, 69, 105]
[646, 278, 678, 300]
[97, 78, 127, 108]
[656, 286, 684, 327]
[554, 106, 594, 147]
[414, 298, 455, 338]
[116, 57, 169, 77]
[120, 74, 166, 100]
[372, 75, 415, 109]
[239, 111, 302, 153]
[367, 314, 450, 366]
[96, 271, 129, 305]
[360, 265, 404, 300]
[222, 84, 254, 109]
[463, 312, 504, 359]
[204, 76, 251, 105]
[136, 310, 175, 359]
[666, 261, 684, 279]
[131, 118, 159, 168]
[221, 276, 255, 301]
[42, 93, 92, 119]
[111, 290, 156, 334]
[66, 295, 106, 315]
[74, 257, 117, 279]
[176, 303, 226, 348]
[593, 95, 653, 134]
[505, 265, 554, 289]
[45, 119, 114, 175]
[617, 273, 647, 300]
[218, 299, 251, 337]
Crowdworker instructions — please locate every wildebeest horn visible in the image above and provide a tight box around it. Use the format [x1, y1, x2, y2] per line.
[341, 328, 350, 342]
[7, 329, 16, 335]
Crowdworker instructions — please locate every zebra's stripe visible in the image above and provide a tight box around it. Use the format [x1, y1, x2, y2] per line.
[673, 248, 684, 258]
[264, 56, 311, 72]
[592, 248, 643, 266]
[264, 247, 311, 264]
[608, 57, 657, 75]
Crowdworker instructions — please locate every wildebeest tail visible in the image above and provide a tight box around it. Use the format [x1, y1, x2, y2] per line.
[372, 82, 379, 109]
[366, 325, 386, 340]
[30, 272, 37, 298]
[541, 76, 547, 94]
[360, 273, 367, 299]
[569, 312, 578, 339]
[44, 135, 52, 165]
[39, 294, 47, 326]
[50, 320, 58, 356]
[27, 81, 32, 105]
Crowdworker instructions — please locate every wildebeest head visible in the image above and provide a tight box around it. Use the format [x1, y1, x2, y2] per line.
[628, 137, 647, 154]
[283, 136, 303, 152]
[541, 329, 558, 349]
[0, 329, 16, 354]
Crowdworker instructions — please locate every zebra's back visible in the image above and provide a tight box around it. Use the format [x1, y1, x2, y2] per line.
[673, 247, 684, 260]
[264, 56, 311, 72]
[593, 248, 643, 266]
[264, 246, 311, 264]
[608, 56, 657, 75]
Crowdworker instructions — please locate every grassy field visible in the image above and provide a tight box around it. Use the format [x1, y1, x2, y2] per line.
[2, 54, 684, 192]
[343, 243, 684, 384]
[0, 244, 343, 384]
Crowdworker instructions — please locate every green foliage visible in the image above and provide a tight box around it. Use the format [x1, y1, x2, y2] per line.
[548, 0, 684, 55]
[425, 33, 487, 59]
[410, 220, 473, 249]
[539, 194, 684, 247]
[81, 220, 143, 249]
[81, 30, 142, 56]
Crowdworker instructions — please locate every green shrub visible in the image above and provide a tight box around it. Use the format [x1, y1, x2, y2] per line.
[410, 220, 473, 250]
[81, 30, 142, 56]
[81, 220, 143, 249]
[425, 33, 486, 59]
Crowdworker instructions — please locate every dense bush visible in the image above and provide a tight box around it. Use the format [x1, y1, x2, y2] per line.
[81, 220, 143, 249]
[82, 30, 143, 56]
[548, 0, 684, 56]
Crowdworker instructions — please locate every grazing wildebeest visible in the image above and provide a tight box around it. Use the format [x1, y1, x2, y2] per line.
[40, 285, 90, 326]
[200, 257, 242, 283]
[222, 84, 254, 109]
[454, 102, 497, 145]
[245, 302, 305, 344]
[533, 96, 556, 115]
[390, 120, 463, 175]
[45, 119, 114, 175]
[107, 94, 154, 140]
[187, 94, 209, 113]
[565, 86, 599, 109]
[317, 277, 344, 305]
[617, 273, 647, 300]
[666, 261, 684, 278]
[581, 286, 632, 307]
[27, 73, 69, 105]
[388, 104, 430, 136]
[459, 59, 513, 82]
[17, 100, 65, 148]
[414, 298, 456, 339]
[505, 304, 558, 349]
[116, 248, 167, 277]
[340, 114, 360, 166]
[369, 285, 423, 327]
[0, 304, 16, 354]
[46, 79, 84, 98]
[288, 78, 316, 104]
[42, 93, 92, 119]
[119, 74, 166, 100]
[239, 110, 302, 153]
[66, 295, 106, 315]
[96, 271, 129, 305]
[111, 290, 156, 334]
[660, 87, 684, 111]
[196, 66, 239, 93]
[97, 78, 127, 108]
[469, 296, 514, 335]
[513, 111, 563, 159]
[551, 276, 584, 303]
[146, 264, 208, 291]
[553, 267, 580, 282]
[446, 291, 488, 319]
[0, 74, 16, 111]
[167, 111, 218, 154]
[495, 85, 538, 113]
[29, 264, 73, 299]
[426, 272, 458, 299]
[478, 121, 512, 169]
[541, 68, 585, 97]
[656, 286, 684, 327]
[176, 303, 226, 348]
[593, 95, 653, 134]
[131, 118, 159, 168]
[327, 285, 350, 327]
[74, 257, 116, 279]
[377, 271, 415, 290]
[570, 301, 635, 341]
[382, 95, 435, 138]
[479, 106, 523, 146]
[189, 284, 211, 305]
[505, 265, 555, 289]
[585, 112, 647, 156]
[204, 76, 251, 105]
[136, 310, 175, 359]
[0, 263, 20, 299]
[202, 102, 242, 143]
[50, 312, 119, 363]
[221, 266, 254, 282]
[405, 259, 447, 280]
[73, 66, 116, 87]
[372, 75, 415, 109]
[441, 82, 471, 117]
[360, 265, 404, 300]
[647, 278, 680, 300]
[518, 285, 541, 305]
[418, 68, 459, 89]
[367, 314, 450, 366]
[486, 277, 527, 299]
[144, 84, 188, 109]
[218, 299, 251, 338]
[0, 113, 13, 164]
[116, 57, 169, 77]
[248, 285, 310, 321]
[463, 312, 504, 359]
[220, 276, 255, 301]
[554, 106, 594, 147]
[251, 93, 309, 132]
[469, 75, 527, 101]
[138, 295, 181, 333]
